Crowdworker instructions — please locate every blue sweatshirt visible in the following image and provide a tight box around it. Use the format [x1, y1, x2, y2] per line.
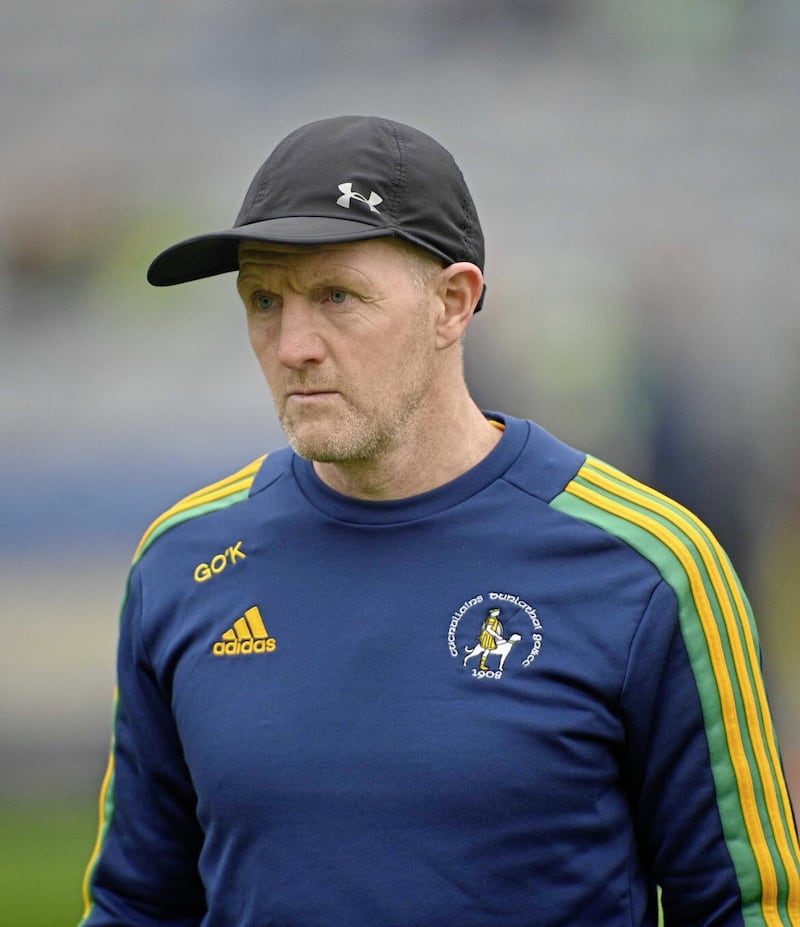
[81, 414, 800, 926]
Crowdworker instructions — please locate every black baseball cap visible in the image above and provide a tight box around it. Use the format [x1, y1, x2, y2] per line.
[147, 115, 486, 309]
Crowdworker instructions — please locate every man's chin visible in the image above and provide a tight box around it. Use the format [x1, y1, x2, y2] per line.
[283, 426, 354, 464]
[283, 422, 382, 466]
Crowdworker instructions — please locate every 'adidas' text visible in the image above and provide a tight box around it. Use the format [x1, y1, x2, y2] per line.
[212, 605, 277, 656]
[214, 637, 276, 656]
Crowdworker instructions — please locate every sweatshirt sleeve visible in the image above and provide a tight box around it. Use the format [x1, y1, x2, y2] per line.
[557, 455, 800, 926]
[620, 578, 797, 925]
[79, 565, 206, 926]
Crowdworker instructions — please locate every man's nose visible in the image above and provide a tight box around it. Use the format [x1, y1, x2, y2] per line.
[276, 298, 326, 368]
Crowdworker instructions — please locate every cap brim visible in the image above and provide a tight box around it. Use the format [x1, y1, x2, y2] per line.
[147, 216, 415, 286]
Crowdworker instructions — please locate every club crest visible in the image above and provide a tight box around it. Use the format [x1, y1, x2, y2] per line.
[448, 592, 543, 680]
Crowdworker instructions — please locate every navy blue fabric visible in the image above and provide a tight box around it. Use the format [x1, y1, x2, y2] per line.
[84, 415, 746, 926]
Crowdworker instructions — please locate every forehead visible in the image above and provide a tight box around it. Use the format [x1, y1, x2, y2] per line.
[237, 242, 399, 294]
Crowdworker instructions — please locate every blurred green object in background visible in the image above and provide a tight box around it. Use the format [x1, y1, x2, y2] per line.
[0, 799, 96, 927]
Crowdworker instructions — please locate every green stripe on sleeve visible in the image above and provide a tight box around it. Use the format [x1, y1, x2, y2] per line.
[552, 456, 800, 925]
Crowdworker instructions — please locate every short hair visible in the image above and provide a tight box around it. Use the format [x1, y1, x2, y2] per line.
[391, 239, 446, 292]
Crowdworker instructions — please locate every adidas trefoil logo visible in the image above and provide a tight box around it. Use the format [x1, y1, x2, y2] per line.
[212, 605, 277, 656]
[336, 182, 382, 213]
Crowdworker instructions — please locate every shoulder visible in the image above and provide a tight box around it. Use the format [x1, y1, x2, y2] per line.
[551, 453, 757, 659]
[132, 455, 268, 565]
[492, 416, 734, 600]
[551, 453, 738, 593]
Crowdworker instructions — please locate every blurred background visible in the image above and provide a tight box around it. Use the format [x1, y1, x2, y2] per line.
[1, 1, 798, 922]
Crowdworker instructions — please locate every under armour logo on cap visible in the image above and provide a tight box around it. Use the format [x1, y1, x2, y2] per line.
[336, 182, 383, 213]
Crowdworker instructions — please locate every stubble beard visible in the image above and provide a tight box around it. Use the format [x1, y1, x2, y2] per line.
[276, 309, 436, 466]
[278, 365, 435, 465]
[280, 403, 398, 464]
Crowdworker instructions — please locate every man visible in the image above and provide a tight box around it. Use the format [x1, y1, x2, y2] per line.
[80, 115, 799, 926]
[464, 605, 520, 673]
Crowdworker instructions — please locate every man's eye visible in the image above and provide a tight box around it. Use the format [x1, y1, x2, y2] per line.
[254, 293, 278, 310]
[328, 289, 349, 304]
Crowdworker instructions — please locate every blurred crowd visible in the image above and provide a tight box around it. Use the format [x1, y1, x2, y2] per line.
[1, 0, 798, 807]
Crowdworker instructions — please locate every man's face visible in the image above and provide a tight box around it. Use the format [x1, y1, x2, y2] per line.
[237, 239, 441, 465]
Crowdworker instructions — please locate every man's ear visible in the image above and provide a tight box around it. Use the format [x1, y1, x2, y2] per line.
[434, 262, 484, 349]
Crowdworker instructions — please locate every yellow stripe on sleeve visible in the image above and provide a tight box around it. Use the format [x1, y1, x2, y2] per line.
[133, 455, 266, 562]
[80, 700, 117, 923]
[564, 458, 799, 924]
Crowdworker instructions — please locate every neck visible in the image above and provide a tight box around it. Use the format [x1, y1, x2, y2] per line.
[312, 390, 502, 501]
